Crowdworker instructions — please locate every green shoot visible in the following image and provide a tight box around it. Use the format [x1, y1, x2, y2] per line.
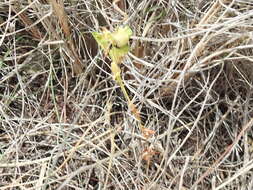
[92, 25, 155, 139]
[92, 25, 132, 101]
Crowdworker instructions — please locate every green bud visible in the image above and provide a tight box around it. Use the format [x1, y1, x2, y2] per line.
[111, 26, 132, 48]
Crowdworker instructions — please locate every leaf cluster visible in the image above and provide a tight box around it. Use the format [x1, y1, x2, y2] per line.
[92, 26, 132, 64]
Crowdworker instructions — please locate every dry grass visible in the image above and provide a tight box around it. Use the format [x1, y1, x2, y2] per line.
[1, 0, 253, 189]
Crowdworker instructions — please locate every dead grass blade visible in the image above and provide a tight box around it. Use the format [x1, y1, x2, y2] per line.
[191, 117, 253, 189]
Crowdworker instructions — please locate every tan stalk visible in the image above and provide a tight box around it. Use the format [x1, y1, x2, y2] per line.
[47, 0, 83, 75]
[12, 3, 42, 40]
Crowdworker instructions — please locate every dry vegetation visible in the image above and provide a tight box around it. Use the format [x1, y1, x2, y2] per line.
[1, 0, 253, 189]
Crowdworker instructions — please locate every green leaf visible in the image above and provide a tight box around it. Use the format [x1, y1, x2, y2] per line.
[109, 45, 129, 64]
[91, 31, 112, 52]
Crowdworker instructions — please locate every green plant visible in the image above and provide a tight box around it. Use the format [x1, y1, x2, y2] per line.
[92, 26, 154, 138]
